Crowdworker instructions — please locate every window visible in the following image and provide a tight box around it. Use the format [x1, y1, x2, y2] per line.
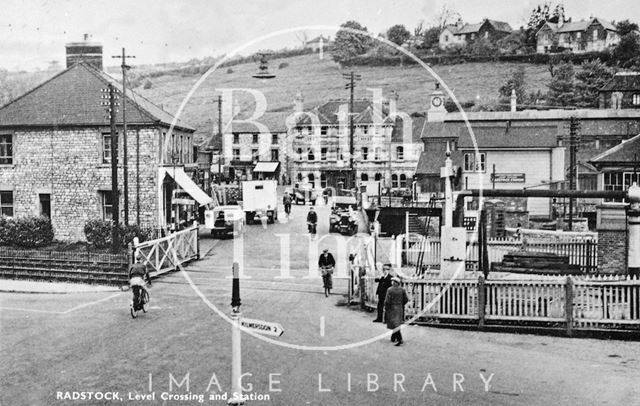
[321, 147, 327, 161]
[0, 191, 13, 217]
[320, 174, 327, 188]
[0, 134, 13, 165]
[484, 31, 489, 39]
[399, 174, 407, 188]
[102, 133, 112, 163]
[251, 149, 259, 161]
[361, 173, 369, 182]
[252, 134, 259, 144]
[444, 35, 449, 41]
[271, 134, 278, 145]
[464, 153, 486, 172]
[375, 173, 382, 181]
[308, 149, 315, 161]
[577, 32, 581, 40]
[391, 174, 399, 188]
[375, 147, 381, 161]
[308, 173, 315, 188]
[100, 191, 113, 221]
[337, 147, 344, 161]
[297, 148, 303, 161]
[633, 94, 640, 105]
[321, 126, 328, 135]
[362, 147, 368, 161]
[271, 149, 279, 161]
[362, 126, 369, 135]
[233, 134, 239, 144]
[593, 29, 598, 41]
[233, 149, 240, 160]
[396, 146, 404, 160]
[39, 194, 51, 218]
[297, 173, 302, 182]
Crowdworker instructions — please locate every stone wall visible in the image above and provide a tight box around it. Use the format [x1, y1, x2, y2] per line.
[597, 230, 627, 274]
[0, 126, 169, 241]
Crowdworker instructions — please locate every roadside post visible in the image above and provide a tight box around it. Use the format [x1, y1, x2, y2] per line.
[229, 262, 244, 405]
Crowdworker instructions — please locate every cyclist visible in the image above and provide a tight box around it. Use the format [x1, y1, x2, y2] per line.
[129, 254, 151, 310]
[307, 206, 317, 237]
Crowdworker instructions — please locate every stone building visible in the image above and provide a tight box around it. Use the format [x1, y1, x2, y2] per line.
[535, 17, 619, 53]
[0, 56, 201, 241]
[438, 19, 512, 49]
[599, 72, 640, 109]
[290, 96, 422, 191]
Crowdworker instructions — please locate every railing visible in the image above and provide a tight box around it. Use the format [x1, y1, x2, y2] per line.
[359, 274, 640, 334]
[134, 224, 199, 276]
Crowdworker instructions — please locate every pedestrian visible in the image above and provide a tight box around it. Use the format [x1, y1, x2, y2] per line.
[318, 248, 335, 297]
[373, 264, 393, 323]
[307, 206, 317, 237]
[283, 192, 292, 217]
[385, 276, 408, 346]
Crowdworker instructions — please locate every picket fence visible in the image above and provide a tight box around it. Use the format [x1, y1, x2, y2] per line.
[360, 274, 640, 333]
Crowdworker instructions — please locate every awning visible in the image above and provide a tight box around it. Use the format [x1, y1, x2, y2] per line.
[253, 162, 280, 173]
[164, 167, 214, 206]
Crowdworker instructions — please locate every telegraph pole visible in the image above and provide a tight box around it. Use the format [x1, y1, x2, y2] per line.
[215, 95, 223, 184]
[113, 48, 136, 225]
[104, 84, 120, 252]
[568, 116, 580, 231]
[343, 71, 361, 189]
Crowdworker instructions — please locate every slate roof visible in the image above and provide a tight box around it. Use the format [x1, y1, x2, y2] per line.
[600, 72, 640, 92]
[456, 22, 484, 34]
[457, 125, 559, 149]
[0, 62, 194, 132]
[590, 133, 640, 165]
[415, 147, 463, 175]
[456, 19, 512, 35]
[537, 17, 617, 36]
[294, 100, 392, 126]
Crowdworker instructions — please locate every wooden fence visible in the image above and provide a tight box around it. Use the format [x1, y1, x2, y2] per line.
[359, 274, 640, 334]
[134, 224, 199, 276]
[398, 234, 598, 274]
[0, 247, 130, 285]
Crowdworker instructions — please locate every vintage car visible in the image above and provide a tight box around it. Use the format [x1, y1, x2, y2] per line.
[329, 196, 358, 235]
[204, 205, 245, 238]
[293, 183, 317, 205]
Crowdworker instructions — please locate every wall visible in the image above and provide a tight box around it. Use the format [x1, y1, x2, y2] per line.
[0, 127, 161, 241]
[597, 204, 627, 274]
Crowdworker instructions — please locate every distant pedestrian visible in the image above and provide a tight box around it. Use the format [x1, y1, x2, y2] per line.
[373, 264, 393, 323]
[385, 277, 408, 346]
[307, 206, 317, 237]
[318, 248, 335, 297]
[283, 193, 292, 217]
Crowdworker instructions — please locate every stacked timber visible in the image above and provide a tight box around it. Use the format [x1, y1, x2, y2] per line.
[491, 250, 581, 275]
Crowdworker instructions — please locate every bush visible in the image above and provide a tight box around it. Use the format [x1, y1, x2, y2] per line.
[278, 62, 289, 69]
[1, 216, 55, 248]
[227, 68, 234, 74]
[84, 220, 154, 249]
[143, 79, 153, 89]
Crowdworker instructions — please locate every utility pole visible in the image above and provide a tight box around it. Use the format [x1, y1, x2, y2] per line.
[113, 48, 135, 225]
[102, 84, 120, 252]
[343, 71, 361, 189]
[568, 116, 580, 231]
[215, 95, 223, 184]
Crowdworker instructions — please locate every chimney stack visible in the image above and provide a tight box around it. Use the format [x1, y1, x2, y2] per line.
[510, 89, 517, 112]
[65, 34, 103, 70]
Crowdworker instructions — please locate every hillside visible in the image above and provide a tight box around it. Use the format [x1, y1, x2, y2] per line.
[133, 53, 552, 145]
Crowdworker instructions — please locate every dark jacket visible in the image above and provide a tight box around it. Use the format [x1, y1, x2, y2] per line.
[129, 262, 150, 283]
[385, 285, 408, 329]
[318, 253, 336, 268]
[307, 210, 317, 223]
[375, 273, 393, 297]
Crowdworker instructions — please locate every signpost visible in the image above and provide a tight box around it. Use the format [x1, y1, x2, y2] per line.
[240, 318, 284, 337]
[491, 173, 526, 183]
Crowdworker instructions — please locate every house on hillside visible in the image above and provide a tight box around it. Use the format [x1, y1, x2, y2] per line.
[535, 17, 619, 53]
[439, 19, 512, 49]
[305, 35, 332, 52]
[290, 94, 422, 190]
[0, 38, 206, 241]
[599, 72, 640, 109]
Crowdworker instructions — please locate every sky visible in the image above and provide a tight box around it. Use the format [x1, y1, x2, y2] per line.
[2, 0, 639, 71]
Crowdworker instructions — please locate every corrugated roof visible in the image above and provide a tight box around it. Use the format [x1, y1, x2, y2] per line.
[458, 125, 559, 149]
[0, 62, 194, 131]
[590, 133, 640, 164]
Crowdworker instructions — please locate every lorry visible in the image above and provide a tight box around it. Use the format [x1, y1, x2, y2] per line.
[241, 180, 278, 224]
[293, 182, 317, 205]
[204, 205, 245, 238]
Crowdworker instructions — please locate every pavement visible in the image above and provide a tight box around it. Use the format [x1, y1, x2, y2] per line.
[0, 279, 122, 294]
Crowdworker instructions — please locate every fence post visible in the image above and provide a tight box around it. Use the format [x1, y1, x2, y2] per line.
[565, 276, 574, 337]
[195, 222, 200, 260]
[478, 275, 486, 329]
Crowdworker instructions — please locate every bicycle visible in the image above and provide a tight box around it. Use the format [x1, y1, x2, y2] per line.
[130, 281, 150, 319]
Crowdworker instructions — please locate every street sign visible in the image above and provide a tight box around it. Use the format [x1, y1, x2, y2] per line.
[240, 317, 284, 337]
[491, 173, 526, 183]
[171, 198, 196, 205]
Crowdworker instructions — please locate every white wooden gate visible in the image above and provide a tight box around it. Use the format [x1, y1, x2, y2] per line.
[133, 224, 199, 276]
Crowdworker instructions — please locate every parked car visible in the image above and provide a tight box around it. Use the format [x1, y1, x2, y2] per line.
[293, 183, 317, 205]
[329, 196, 358, 235]
[204, 205, 245, 238]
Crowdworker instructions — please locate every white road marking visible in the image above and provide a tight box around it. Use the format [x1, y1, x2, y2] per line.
[63, 292, 123, 313]
[0, 292, 123, 315]
[320, 316, 325, 337]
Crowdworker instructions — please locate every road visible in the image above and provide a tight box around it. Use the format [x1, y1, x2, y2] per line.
[1, 202, 640, 405]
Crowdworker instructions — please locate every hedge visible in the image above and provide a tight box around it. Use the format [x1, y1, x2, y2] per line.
[84, 220, 153, 249]
[0, 216, 54, 248]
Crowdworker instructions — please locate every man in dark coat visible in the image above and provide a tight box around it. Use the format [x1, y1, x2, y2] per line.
[373, 264, 393, 323]
[318, 249, 336, 297]
[385, 277, 408, 346]
[307, 207, 317, 235]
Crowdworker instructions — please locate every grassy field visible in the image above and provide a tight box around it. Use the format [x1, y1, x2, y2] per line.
[134, 53, 551, 144]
